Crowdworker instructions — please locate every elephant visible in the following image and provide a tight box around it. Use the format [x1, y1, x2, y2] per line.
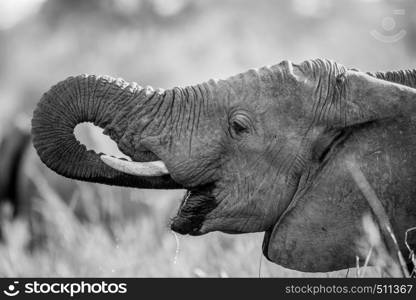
[31, 58, 416, 273]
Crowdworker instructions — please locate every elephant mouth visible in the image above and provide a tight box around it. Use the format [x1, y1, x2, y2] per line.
[170, 183, 218, 235]
[100, 154, 218, 235]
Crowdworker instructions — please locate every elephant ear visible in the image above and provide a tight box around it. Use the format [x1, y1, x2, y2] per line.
[262, 157, 370, 272]
[262, 70, 416, 272]
[331, 70, 416, 127]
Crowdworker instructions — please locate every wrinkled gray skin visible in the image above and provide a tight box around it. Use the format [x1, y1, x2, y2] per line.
[0, 122, 159, 245]
[32, 59, 416, 272]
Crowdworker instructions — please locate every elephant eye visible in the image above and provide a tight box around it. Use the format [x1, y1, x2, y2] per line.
[232, 120, 248, 133]
[229, 112, 252, 137]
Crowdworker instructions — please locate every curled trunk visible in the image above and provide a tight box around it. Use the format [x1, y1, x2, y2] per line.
[367, 69, 416, 89]
[32, 75, 181, 189]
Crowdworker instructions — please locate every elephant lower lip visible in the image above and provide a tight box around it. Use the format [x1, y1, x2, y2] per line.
[170, 184, 217, 235]
[170, 217, 203, 235]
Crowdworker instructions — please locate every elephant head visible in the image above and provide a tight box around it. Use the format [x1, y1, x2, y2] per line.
[32, 59, 416, 272]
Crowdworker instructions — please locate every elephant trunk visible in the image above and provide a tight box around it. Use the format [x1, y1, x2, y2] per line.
[367, 69, 416, 89]
[32, 74, 181, 189]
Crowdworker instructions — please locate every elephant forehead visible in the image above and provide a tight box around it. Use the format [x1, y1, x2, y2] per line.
[212, 68, 284, 105]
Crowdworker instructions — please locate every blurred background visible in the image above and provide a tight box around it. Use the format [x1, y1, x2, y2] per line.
[0, 0, 414, 277]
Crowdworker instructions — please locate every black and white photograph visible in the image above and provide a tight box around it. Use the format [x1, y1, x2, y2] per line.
[0, 0, 415, 296]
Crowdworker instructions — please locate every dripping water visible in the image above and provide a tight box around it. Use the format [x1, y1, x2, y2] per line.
[171, 230, 180, 265]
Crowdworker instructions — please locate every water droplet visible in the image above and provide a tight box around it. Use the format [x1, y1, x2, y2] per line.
[171, 230, 180, 265]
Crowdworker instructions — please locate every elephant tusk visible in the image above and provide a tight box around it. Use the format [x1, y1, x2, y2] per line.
[100, 155, 169, 176]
